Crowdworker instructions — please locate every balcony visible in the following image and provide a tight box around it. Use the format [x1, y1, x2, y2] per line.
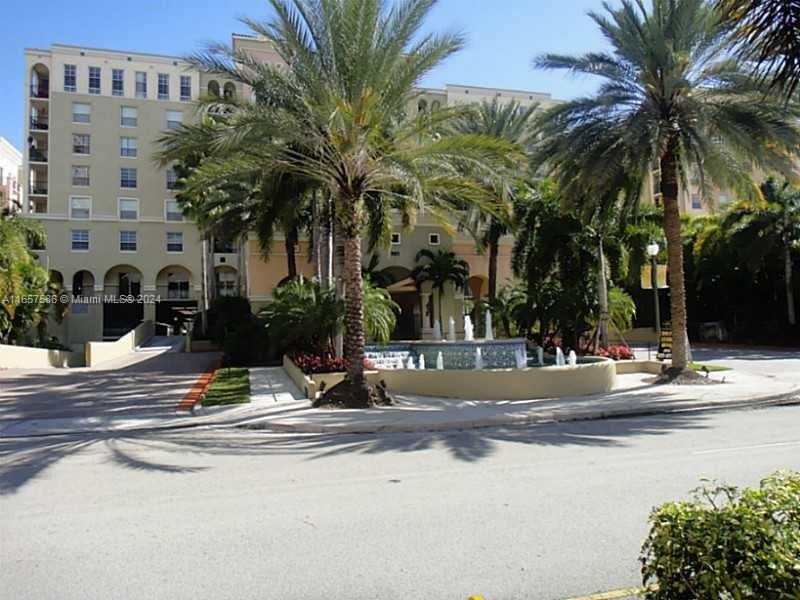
[72, 177, 90, 187]
[30, 84, 49, 99]
[28, 148, 48, 163]
[30, 183, 48, 196]
[30, 117, 49, 131]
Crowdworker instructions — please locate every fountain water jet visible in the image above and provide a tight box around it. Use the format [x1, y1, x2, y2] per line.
[474, 347, 484, 370]
[555, 347, 565, 366]
[515, 347, 527, 369]
[432, 320, 442, 341]
[568, 350, 577, 366]
[484, 311, 493, 340]
[436, 351, 444, 370]
[447, 316, 456, 342]
[537, 347, 544, 366]
[418, 354, 426, 370]
[406, 355, 415, 370]
[463, 315, 474, 341]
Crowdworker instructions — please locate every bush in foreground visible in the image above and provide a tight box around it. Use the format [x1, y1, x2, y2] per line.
[641, 470, 800, 598]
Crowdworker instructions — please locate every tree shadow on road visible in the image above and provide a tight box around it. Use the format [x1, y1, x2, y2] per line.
[0, 411, 714, 495]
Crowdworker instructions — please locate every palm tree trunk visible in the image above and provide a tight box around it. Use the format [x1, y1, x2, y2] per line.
[596, 236, 609, 348]
[488, 238, 499, 301]
[342, 229, 366, 383]
[285, 227, 298, 279]
[660, 140, 690, 370]
[437, 287, 444, 328]
[785, 246, 796, 326]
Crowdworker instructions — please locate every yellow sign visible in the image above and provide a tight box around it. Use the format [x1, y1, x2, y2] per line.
[641, 264, 668, 289]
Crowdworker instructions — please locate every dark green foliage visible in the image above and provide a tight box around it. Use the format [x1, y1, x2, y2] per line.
[207, 296, 252, 345]
[412, 249, 470, 324]
[641, 470, 800, 598]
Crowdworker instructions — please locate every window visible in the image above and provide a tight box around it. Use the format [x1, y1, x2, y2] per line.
[120, 136, 138, 158]
[72, 102, 91, 123]
[120, 230, 137, 252]
[165, 199, 183, 222]
[69, 196, 91, 219]
[180, 75, 191, 101]
[165, 110, 183, 130]
[112, 69, 124, 96]
[167, 278, 189, 299]
[71, 229, 89, 251]
[72, 134, 90, 154]
[216, 270, 237, 296]
[691, 193, 701, 210]
[157, 73, 169, 100]
[71, 166, 90, 187]
[428, 233, 440, 245]
[64, 64, 76, 92]
[120, 167, 137, 188]
[118, 198, 139, 220]
[213, 238, 235, 253]
[120, 106, 138, 127]
[135, 71, 147, 98]
[166, 168, 179, 189]
[390, 232, 401, 245]
[166, 231, 184, 252]
[88, 66, 100, 94]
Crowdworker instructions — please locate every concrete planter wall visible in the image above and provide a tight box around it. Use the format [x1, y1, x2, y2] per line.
[283, 354, 617, 401]
[85, 320, 155, 367]
[0, 343, 82, 368]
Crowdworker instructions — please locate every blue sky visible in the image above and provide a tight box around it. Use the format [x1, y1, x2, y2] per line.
[3, 0, 612, 149]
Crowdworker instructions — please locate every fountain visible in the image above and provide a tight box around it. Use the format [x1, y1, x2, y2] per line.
[418, 354, 426, 370]
[436, 351, 444, 370]
[515, 347, 527, 369]
[463, 315, 475, 341]
[474, 347, 484, 370]
[432, 319, 442, 341]
[537, 346, 544, 366]
[555, 347, 566, 366]
[406, 355, 416, 370]
[484, 310, 493, 340]
[568, 350, 577, 366]
[447, 316, 456, 342]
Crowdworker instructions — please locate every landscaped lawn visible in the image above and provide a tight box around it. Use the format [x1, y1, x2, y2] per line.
[689, 362, 732, 373]
[202, 367, 251, 406]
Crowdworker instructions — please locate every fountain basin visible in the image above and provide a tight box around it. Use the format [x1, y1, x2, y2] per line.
[366, 339, 527, 370]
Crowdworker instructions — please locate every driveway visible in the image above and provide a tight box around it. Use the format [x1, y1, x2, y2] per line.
[0, 350, 220, 433]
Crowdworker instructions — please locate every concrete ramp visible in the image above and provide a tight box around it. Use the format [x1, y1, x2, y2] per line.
[138, 336, 185, 353]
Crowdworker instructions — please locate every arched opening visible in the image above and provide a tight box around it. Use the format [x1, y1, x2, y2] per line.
[103, 265, 143, 337]
[223, 82, 236, 101]
[207, 80, 220, 98]
[431, 100, 441, 111]
[155, 265, 196, 335]
[214, 265, 239, 297]
[380, 266, 421, 340]
[30, 64, 49, 98]
[466, 275, 488, 332]
[71, 270, 95, 315]
[417, 99, 428, 114]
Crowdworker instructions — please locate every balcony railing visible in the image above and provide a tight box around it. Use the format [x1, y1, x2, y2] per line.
[72, 177, 90, 187]
[30, 84, 49, 99]
[30, 184, 48, 195]
[29, 148, 48, 163]
[30, 117, 49, 130]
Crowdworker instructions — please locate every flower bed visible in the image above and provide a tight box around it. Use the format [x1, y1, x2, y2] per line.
[596, 344, 635, 361]
[291, 353, 374, 375]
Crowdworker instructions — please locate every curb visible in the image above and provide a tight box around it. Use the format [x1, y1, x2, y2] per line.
[237, 387, 800, 435]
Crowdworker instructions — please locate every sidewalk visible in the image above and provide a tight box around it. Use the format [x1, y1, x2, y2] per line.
[2, 364, 797, 438]
[236, 367, 799, 434]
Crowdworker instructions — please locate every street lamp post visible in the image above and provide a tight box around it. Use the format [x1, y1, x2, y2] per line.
[647, 242, 661, 347]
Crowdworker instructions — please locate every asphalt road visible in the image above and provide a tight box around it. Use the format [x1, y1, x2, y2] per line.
[2, 405, 799, 600]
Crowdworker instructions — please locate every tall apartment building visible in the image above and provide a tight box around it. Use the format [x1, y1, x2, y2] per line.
[20, 37, 560, 346]
[0, 137, 22, 213]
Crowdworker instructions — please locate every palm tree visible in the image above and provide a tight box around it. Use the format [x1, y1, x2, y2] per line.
[158, 0, 517, 405]
[718, 0, 800, 100]
[451, 99, 537, 300]
[533, 0, 800, 372]
[412, 249, 470, 327]
[723, 178, 800, 326]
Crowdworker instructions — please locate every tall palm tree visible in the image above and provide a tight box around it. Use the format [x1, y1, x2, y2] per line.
[158, 0, 517, 405]
[412, 249, 470, 327]
[451, 99, 537, 300]
[718, 0, 800, 100]
[533, 0, 800, 372]
[723, 178, 800, 326]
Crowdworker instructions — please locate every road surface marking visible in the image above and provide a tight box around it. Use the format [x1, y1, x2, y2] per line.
[692, 440, 800, 455]
[561, 586, 652, 599]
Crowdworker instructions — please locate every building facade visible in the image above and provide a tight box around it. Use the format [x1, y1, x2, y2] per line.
[28, 35, 749, 346]
[0, 137, 22, 213]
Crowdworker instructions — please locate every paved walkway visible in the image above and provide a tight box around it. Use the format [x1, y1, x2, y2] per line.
[0, 350, 220, 437]
[237, 366, 799, 434]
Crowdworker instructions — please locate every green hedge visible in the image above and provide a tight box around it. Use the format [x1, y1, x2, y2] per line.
[641, 470, 800, 598]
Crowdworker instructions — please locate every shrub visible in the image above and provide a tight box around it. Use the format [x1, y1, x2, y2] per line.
[641, 470, 800, 599]
[221, 314, 271, 367]
[207, 296, 252, 345]
[292, 352, 374, 375]
[596, 344, 635, 360]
